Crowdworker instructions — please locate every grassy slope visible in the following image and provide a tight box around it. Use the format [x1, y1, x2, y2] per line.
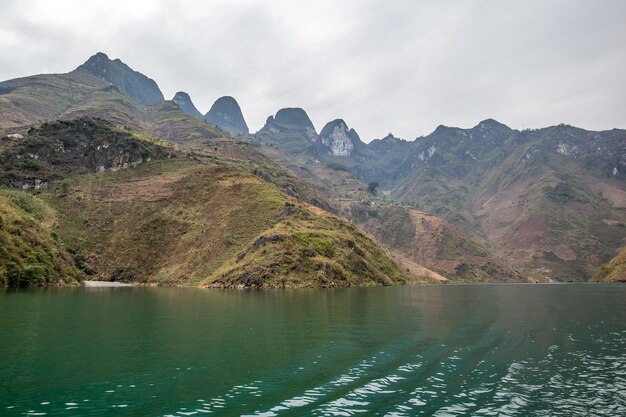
[189, 139, 335, 212]
[0, 71, 107, 129]
[207, 203, 435, 288]
[475, 140, 626, 280]
[38, 158, 421, 287]
[592, 247, 626, 282]
[0, 70, 224, 144]
[0, 118, 419, 287]
[60, 86, 153, 130]
[0, 190, 80, 287]
[41, 160, 284, 285]
[147, 102, 222, 144]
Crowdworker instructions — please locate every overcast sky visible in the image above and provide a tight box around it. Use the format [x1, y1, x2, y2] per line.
[1, 0, 624, 140]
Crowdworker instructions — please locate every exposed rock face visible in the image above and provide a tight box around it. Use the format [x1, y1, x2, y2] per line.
[274, 108, 315, 130]
[318, 119, 362, 156]
[254, 108, 320, 160]
[0, 118, 175, 188]
[76, 52, 164, 105]
[204, 96, 249, 136]
[261, 107, 317, 138]
[368, 133, 410, 155]
[380, 133, 403, 143]
[172, 92, 202, 119]
[417, 144, 437, 161]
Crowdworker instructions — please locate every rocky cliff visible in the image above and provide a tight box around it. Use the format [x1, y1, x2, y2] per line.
[172, 91, 203, 119]
[204, 96, 249, 136]
[77, 52, 164, 105]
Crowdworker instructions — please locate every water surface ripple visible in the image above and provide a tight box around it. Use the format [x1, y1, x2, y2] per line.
[0, 284, 624, 416]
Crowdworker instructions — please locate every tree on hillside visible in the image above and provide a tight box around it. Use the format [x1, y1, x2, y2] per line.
[367, 181, 379, 195]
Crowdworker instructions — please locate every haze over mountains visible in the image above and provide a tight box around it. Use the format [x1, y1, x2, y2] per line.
[0, 52, 624, 286]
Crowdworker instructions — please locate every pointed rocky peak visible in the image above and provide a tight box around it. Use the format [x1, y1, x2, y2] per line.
[432, 124, 458, 135]
[473, 118, 511, 131]
[172, 91, 202, 119]
[347, 128, 361, 144]
[273, 108, 316, 131]
[259, 107, 317, 141]
[318, 119, 363, 157]
[470, 119, 512, 140]
[84, 52, 110, 64]
[204, 96, 249, 136]
[319, 119, 347, 137]
[381, 133, 404, 143]
[76, 52, 164, 105]
[368, 133, 409, 153]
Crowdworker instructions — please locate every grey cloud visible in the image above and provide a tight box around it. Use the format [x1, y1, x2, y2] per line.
[0, 0, 624, 141]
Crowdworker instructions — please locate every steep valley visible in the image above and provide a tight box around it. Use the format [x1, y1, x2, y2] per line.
[0, 116, 435, 288]
[1, 52, 624, 286]
[251, 116, 626, 282]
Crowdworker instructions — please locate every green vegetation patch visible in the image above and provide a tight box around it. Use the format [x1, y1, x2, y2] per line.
[0, 190, 80, 288]
[39, 161, 288, 285]
[206, 204, 412, 288]
[592, 247, 626, 282]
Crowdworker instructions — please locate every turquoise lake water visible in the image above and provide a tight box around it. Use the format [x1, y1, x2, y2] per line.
[0, 284, 624, 416]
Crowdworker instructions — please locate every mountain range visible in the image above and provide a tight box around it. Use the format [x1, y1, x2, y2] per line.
[0, 52, 624, 287]
[246, 107, 626, 282]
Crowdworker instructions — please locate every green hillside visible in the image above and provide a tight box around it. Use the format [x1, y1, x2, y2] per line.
[207, 203, 430, 288]
[39, 158, 423, 286]
[253, 119, 626, 282]
[0, 190, 80, 287]
[2, 53, 624, 286]
[252, 146, 527, 282]
[592, 247, 626, 282]
[0, 115, 427, 287]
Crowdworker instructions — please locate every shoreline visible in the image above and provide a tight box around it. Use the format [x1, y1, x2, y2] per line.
[82, 281, 135, 288]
